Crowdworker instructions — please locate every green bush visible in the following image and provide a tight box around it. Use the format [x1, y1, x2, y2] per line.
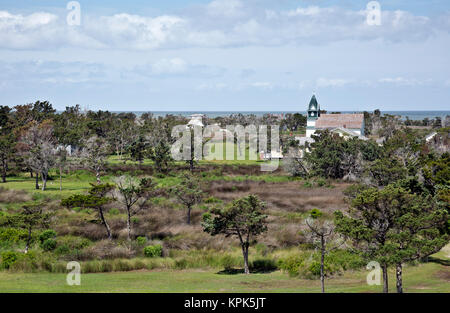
[316, 178, 327, 187]
[250, 258, 277, 272]
[278, 254, 306, 277]
[326, 250, 365, 271]
[309, 208, 323, 219]
[0, 228, 28, 243]
[143, 244, 163, 258]
[54, 236, 91, 257]
[308, 261, 332, 277]
[39, 230, 57, 243]
[204, 197, 222, 204]
[303, 181, 313, 188]
[1, 251, 20, 269]
[41, 239, 57, 251]
[109, 208, 120, 215]
[136, 236, 147, 246]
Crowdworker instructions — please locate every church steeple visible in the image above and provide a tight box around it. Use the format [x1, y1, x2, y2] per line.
[307, 94, 320, 118]
[306, 94, 320, 138]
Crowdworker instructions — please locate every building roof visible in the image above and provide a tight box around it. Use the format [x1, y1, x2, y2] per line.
[188, 114, 204, 127]
[315, 114, 364, 129]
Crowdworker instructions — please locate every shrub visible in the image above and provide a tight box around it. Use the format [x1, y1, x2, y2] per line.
[54, 236, 92, 258]
[278, 254, 307, 277]
[309, 208, 323, 219]
[41, 239, 57, 251]
[308, 261, 332, 277]
[303, 181, 313, 188]
[250, 258, 277, 272]
[0, 228, 28, 243]
[136, 236, 147, 246]
[316, 178, 327, 187]
[39, 230, 57, 243]
[204, 197, 222, 204]
[143, 244, 163, 258]
[109, 208, 120, 215]
[1, 251, 20, 269]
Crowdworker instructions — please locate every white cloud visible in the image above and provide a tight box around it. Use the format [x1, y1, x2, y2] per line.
[151, 58, 187, 74]
[286, 6, 323, 17]
[0, 2, 447, 51]
[378, 77, 432, 86]
[207, 0, 244, 18]
[250, 82, 273, 89]
[316, 78, 353, 88]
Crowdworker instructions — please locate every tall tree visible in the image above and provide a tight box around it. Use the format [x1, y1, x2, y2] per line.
[202, 195, 268, 274]
[148, 140, 173, 174]
[171, 173, 203, 225]
[9, 203, 52, 253]
[114, 175, 157, 241]
[62, 183, 115, 240]
[0, 106, 15, 183]
[81, 136, 109, 184]
[305, 209, 342, 293]
[17, 120, 56, 190]
[334, 185, 407, 293]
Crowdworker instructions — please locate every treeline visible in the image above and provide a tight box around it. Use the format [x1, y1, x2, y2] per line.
[283, 124, 449, 292]
[0, 101, 309, 189]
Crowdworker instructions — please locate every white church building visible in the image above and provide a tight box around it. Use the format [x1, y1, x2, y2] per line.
[306, 95, 365, 138]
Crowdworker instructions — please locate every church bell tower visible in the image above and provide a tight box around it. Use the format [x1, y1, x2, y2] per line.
[306, 94, 320, 137]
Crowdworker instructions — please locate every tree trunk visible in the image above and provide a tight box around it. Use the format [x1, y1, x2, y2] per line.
[186, 206, 191, 225]
[98, 207, 112, 240]
[189, 159, 194, 172]
[35, 173, 39, 190]
[242, 243, 250, 274]
[41, 172, 47, 191]
[382, 264, 389, 293]
[320, 235, 325, 293]
[59, 164, 62, 191]
[2, 158, 7, 183]
[25, 227, 32, 254]
[396, 263, 403, 293]
[126, 208, 132, 242]
[96, 170, 101, 184]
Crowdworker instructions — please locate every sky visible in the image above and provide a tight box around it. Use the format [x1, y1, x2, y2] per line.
[0, 0, 450, 112]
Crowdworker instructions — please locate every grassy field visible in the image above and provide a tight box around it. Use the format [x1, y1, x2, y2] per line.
[0, 259, 448, 293]
[0, 160, 448, 293]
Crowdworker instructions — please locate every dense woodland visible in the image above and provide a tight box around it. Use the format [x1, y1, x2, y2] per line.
[0, 100, 448, 293]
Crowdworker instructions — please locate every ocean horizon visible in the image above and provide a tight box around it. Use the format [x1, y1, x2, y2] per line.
[103, 110, 450, 121]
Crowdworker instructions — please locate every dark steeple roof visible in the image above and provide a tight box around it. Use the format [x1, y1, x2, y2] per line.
[308, 95, 319, 111]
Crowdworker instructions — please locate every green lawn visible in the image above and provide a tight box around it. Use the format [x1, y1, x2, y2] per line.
[0, 260, 447, 293]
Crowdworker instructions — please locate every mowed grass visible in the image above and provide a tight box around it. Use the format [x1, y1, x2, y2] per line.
[0, 260, 448, 293]
[0, 171, 113, 199]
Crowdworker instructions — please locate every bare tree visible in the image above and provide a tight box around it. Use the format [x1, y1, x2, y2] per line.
[18, 121, 56, 191]
[283, 147, 309, 177]
[82, 136, 109, 184]
[305, 209, 343, 293]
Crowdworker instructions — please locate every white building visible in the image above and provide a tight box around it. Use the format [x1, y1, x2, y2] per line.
[305, 95, 365, 138]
